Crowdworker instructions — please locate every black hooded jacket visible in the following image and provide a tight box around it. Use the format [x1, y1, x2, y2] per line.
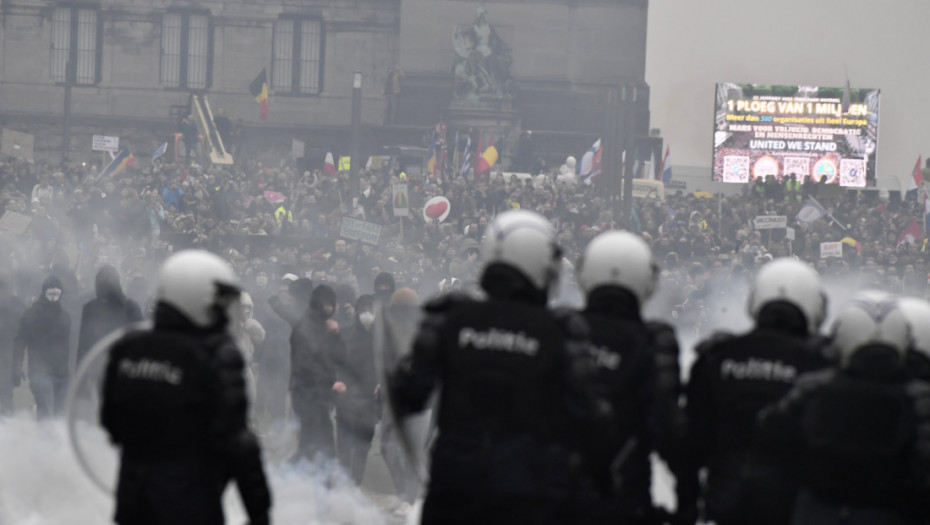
[77, 265, 143, 364]
[336, 295, 380, 428]
[13, 276, 71, 376]
[290, 285, 345, 396]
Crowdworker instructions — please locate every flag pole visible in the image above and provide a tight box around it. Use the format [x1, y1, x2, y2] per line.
[810, 196, 847, 231]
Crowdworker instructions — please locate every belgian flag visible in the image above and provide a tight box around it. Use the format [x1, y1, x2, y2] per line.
[249, 69, 268, 121]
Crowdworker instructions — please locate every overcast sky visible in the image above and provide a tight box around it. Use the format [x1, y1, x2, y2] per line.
[646, 0, 930, 189]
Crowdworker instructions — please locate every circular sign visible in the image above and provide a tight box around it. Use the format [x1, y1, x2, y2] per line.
[811, 158, 838, 184]
[423, 196, 451, 223]
[752, 155, 779, 181]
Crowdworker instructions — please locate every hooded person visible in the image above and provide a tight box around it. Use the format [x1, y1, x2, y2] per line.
[236, 291, 265, 365]
[77, 265, 144, 366]
[378, 286, 426, 504]
[253, 275, 296, 433]
[12, 275, 72, 418]
[373, 272, 396, 306]
[236, 291, 265, 405]
[267, 277, 313, 328]
[334, 294, 380, 483]
[289, 284, 346, 462]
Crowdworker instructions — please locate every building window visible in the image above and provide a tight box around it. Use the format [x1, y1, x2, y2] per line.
[272, 16, 324, 95]
[50, 6, 101, 85]
[160, 11, 212, 90]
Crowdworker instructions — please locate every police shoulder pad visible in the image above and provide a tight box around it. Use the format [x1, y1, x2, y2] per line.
[551, 307, 590, 339]
[695, 330, 735, 355]
[422, 291, 474, 314]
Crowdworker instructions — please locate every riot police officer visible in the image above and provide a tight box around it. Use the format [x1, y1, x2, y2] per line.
[573, 230, 687, 524]
[388, 209, 605, 525]
[898, 297, 930, 382]
[100, 250, 271, 525]
[682, 258, 831, 525]
[758, 291, 930, 524]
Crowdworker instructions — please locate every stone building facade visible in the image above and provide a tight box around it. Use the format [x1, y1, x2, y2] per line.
[0, 0, 650, 168]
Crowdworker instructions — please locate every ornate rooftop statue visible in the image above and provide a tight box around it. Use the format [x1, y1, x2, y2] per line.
[452, 8, 515, 103]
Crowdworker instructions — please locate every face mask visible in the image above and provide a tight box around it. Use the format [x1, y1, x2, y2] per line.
[45, 287, 62, 302]
[256, 275, 268, 287]
[358, 311, 375, 329]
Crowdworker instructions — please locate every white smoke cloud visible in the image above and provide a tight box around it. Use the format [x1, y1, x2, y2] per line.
[0, 413, 417, 525]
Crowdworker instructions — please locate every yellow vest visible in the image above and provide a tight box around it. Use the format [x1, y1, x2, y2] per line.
[274, 206, 293, 226]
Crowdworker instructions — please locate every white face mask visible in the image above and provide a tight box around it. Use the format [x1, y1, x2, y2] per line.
[358, 311, 375, 329]
[45, 287, 62, 302]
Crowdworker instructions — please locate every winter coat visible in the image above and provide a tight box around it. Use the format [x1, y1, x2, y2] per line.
[77, 265, 143, 365]
[336, 319, 380, 428]
[13, 276, 71, 377]
[290, 286, 344, 397]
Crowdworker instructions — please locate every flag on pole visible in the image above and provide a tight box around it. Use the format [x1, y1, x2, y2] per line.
[906, 155, 923, 193]
[460, 134, 472, 179]
[452, 131, 461, 176]
[426, 128, 437, 179]
[796, 197, 828, 223]
[661, 146, 673, 184]
[649, 147, 659, 181]
[97, 149, 135, 180]
[475, 140, 498, 177]
[898, 218, 922, 246]
[578, 139, 602, 186]
[323, 151, 337, 177]
[434, 121, 448, 183]
[152, 142, 168, 163]
[841, 78, 852, 114]
[249, 69, 269, 121]
[923, 189, 930, 237]
[841, 236, 863, 254]
[439, 142, 450, 184]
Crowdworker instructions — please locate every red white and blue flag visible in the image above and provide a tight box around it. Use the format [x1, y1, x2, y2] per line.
[661, 146, 672, 184]
[578, 139, 602, 186]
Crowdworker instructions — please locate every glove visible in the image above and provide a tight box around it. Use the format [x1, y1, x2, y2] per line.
[11, 370, 24, 388]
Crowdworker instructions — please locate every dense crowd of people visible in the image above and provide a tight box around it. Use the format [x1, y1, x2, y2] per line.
[2, 138, 930, 524]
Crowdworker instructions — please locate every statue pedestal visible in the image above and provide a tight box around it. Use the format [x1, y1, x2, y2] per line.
[446, 99, 519, 131]
[445, 100, 520, 170]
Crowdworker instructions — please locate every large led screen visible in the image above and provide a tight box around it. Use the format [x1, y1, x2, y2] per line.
[713, 84, 880, 187]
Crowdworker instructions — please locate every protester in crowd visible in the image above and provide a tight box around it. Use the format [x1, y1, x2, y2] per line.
[334, 294, 380, 484]
[76, 264, 143, 366]
[289, 284, 344, 462]
[11, 276, 71, 418]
